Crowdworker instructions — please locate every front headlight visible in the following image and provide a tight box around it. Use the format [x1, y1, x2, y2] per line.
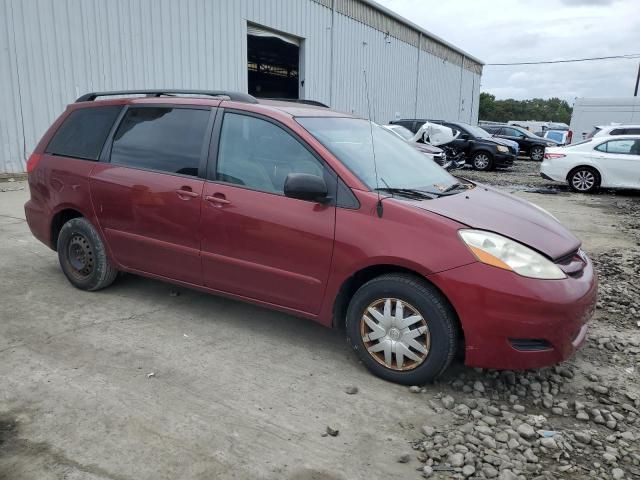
[546, 142, 556, 147]
[496, 145, 509, 153]
[459, 229, 566, 279]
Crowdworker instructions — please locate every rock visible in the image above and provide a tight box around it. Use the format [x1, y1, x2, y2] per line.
[513, 404, 525, 413]
[574, 431, 592, 444]
[576, 411, 590, 421]
[345, 386, 358, 395]
[462, 464, 475, 477]
[397, 453, 411, 463]
[498, 470, 518, 480]
[473, 381, 485, 393]
[495, 431, 509, 443]
[612, 468, 625, 479]
[421, 425, 436, 437]
[441, 395, 455, 409]
[326, 426, 339, 437]
[483, 465, 498, 478]
[409, 386, 421, 393]
[453, 404, 470, 416]
[602, 452, 617, 464]
[482, 436, 497, 449]
[422, 466, 433, 478]
[507, 438, 520, 449]
[448, 452, 465, 467]
[517, 423, 536, 439]
[524, 448, 539, 463]
[540, 437, 558, 449]
[620, 431, 635, 441]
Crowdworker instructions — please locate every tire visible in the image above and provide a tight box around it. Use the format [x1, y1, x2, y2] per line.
[472, 151, 493, 171]
[57, 217, 118, 291]
[568, 167, 600, 193]
[345, 273, 458, 385]
[530, 146, 544, 162]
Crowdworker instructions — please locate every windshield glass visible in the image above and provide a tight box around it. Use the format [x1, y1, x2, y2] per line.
[297, 117, 457, 192]
[386, 125, 413, 141]
[461, 124, 492, 139]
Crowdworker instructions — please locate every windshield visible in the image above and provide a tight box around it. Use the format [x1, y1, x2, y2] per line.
[385, 125, 414, 141]
[297, 117, 457, 193]
[460, 124, 492, 139]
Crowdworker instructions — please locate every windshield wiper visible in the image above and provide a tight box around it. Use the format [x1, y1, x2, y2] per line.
[375, 187, 438, 200]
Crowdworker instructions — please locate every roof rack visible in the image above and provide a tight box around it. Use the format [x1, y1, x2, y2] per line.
[75, 90, 258, 104]
[262, 98, 330, 108]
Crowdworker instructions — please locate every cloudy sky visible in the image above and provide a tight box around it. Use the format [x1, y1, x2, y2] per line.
[376, 0, 640, 103]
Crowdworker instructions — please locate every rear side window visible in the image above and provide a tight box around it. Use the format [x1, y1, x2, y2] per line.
[609, 128, 625, 135]
[110, 107, 210, 177]
[46, 106, 122, 160]
[594, 139, 638, 154]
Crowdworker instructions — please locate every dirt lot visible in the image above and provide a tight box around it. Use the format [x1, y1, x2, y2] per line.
[1, 162, 639, 480]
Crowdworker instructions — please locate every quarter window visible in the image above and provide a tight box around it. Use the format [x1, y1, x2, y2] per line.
[110, 107, 210, 176]
[215, 113, 324, 194]
[46, 106, 122, 160]
[594, 139, 640, 155]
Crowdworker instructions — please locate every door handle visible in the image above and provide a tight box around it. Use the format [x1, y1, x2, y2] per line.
[205, 194, 231, 206]
[176, 187, 199, 199]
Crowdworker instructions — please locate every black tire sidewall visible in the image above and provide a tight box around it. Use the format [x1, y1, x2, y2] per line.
[346, 276, 456, 385]
[57, 218, 113, 291]
[530, 146, 544, 161]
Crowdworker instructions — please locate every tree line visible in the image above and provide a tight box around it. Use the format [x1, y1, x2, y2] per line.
[479, 92, 573, 124]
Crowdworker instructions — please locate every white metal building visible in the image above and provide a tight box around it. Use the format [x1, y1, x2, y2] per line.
[570, 97, 640, 142]
[0, 0, 483, 173]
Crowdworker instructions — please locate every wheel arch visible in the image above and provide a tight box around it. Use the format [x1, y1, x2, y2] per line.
[566, 164, 603, 184]
[50, 207, 85, 251]
[331, 264, 465, 352]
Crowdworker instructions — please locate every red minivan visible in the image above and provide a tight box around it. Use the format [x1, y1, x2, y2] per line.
[24, 90, 597, 385]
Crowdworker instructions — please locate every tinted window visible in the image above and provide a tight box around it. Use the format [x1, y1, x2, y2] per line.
[502, 128, 522, 137]
[482, 126, 500, 134]
[46, 106, 122, 160]
[216, 113, 324, 194]
[609, 128, 625, 135]
[546, 131, 564, 143]
[594, 139, 639, 154]
[110, 107, 210, 176]
[626, 128, 640, 135]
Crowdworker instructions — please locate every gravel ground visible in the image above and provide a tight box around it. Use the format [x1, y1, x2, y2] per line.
[1, 168, 639, 480]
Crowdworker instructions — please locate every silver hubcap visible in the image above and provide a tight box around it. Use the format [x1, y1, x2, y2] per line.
[474, 154, 489, 169]
[572, 170, 595, 191]
[360, 298, 430, 371]
[531, 148, 543, 161]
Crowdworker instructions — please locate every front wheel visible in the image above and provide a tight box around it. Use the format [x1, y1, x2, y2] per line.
[472, 151, 493, 171]
[345, 274, 458, 385]
[530, 146, 545, 161]
[57, 217, 118, 291]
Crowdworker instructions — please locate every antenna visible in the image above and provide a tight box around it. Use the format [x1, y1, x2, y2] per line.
[362, 45, 383, 218]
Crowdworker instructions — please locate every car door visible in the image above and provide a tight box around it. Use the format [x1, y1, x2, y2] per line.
[593, 139, 640, 187]
[443, 124, 472, 153]
[500, 127, 526, 150]
[200, 110, 337, 314]
[90, 105, 215, 285]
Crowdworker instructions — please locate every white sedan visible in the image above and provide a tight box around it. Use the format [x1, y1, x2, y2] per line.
[540, 135, 640, 193]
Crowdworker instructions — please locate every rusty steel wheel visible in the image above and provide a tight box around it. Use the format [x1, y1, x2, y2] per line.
[67, 233, 95, 279]
[360, 298, 430, 371]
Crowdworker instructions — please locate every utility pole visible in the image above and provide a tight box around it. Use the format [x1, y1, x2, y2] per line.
[635, 62, 640, 97]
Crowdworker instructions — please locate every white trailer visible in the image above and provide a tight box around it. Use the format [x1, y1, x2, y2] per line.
[570, 97, 640, 142]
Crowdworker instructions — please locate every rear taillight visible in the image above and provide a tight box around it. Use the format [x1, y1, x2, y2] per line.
[544, 153, 566, 160]
[567, 130, 573, 144]
[26, 153, 43, 173]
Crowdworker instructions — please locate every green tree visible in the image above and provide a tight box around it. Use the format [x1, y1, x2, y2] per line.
[479, 93, 572, 124]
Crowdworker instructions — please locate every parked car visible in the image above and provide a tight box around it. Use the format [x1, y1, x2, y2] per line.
[542, 130, 570, 146]
[381, 124, 452, 169]
[585, 124, 640, 140]
[541, 135, 640, 193]
[390, 119, 518, 170]
[481, 125, 557, 161]
[25, 90, 597, 385]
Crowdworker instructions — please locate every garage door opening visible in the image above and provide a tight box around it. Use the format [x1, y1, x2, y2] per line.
[248, 25, 300, 99]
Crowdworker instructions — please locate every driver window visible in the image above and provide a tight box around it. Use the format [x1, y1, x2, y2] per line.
[216, 113, 325, 194]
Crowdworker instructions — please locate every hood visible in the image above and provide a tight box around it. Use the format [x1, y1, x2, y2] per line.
[490, 137, 518, 149]
[406, 183, 580, 260]
[412, 142, 443, 155]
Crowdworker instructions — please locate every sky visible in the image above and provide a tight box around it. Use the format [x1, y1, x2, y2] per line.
[376, 0, 640, 103]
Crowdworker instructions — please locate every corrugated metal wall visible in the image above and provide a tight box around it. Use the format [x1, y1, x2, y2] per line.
[0, 0, 481, 173]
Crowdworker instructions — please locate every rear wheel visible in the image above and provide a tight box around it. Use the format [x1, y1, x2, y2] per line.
[472, 151, 493, 171]
[530, 146, 544, 161]
[568, 167, 600, 193]
[57, 217, 118, 291]
[345, 274, 458, 385]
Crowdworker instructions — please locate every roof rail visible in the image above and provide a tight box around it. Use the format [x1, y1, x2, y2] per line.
[75, 90, 258, 104]
[262, 98, 330, 108]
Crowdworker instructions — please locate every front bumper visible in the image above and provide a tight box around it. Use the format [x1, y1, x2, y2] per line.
[494, 152, 516, 168]
[429, 255, 597, 370]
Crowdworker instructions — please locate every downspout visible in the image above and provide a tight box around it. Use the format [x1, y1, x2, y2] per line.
[329, 0, 336, 107]
[458, 54, 465, 121]
[414, 32, 422, 118]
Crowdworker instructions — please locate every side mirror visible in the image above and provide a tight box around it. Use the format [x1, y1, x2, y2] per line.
[284, 173, 329, 203]
[459, 133, 469, 140]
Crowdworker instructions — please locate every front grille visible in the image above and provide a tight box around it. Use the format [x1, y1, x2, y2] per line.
[509, 338, 552, 351]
